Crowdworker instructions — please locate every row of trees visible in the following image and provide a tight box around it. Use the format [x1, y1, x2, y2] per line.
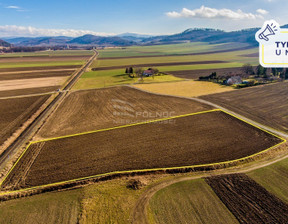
[242, 63, 288, 79]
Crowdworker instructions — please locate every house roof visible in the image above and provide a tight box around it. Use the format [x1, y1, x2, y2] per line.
[143, 70, 153, 74]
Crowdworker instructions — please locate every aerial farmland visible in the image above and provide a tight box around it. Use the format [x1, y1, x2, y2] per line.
[0, 3, 288, 222]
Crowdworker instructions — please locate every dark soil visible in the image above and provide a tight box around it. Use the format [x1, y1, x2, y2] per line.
[5, 111, 282, 188]
[206, 174, 288, 224]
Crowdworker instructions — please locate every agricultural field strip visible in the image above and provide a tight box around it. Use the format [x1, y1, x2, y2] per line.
[95, 49, 257, 67]
[0, 109, 285, 195]
[0, 92, 56, 100]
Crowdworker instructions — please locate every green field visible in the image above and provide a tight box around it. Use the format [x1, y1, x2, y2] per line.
[98, 42, 251, 58]
[0, 50, 94, 58]
[247, 157, 288, 203]
[74, 43, 258, 90]
[0, 177, 158, 224]
[148, 179, 238, 224]
[73, 69, 183, 89]
[0, 189, 82, 224]
[94, 48, 257, 68]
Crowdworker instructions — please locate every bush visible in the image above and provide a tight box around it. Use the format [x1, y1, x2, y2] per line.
[126, 179, 143, 190]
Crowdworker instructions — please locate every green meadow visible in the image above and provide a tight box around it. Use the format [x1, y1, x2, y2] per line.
[148, 179, 238, 224]
[247, 157, 288, 204]
[73, 69, 183, 89]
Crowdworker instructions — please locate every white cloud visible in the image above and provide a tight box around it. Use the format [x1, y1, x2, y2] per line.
[6, 5, 20, 9]
[0, 25, 115, 37]
[256, 9, 269, 15]
[166, 6, 265, 20]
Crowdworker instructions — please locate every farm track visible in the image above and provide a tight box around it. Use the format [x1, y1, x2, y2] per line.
[200, 82, 288, 135]
[0, 51, 98, 172]
[92, 60, 226, 71]
[131, 147, 288, 224]
[131, 86, 288, 139]
[205, 174, 288, 224]
[130, 87, 288, 224]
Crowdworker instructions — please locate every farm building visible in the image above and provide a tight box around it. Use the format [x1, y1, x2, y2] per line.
[143, 69, 154, 77]
[227, 76, 242, 85]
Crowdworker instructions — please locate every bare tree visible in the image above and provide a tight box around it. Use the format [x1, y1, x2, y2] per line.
[135, 67, 144, 78]
[242, 63, 254, 76]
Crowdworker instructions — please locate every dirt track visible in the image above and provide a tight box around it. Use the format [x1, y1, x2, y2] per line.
[201, 82, 288, 133]
[37, 86, 213, 138]
[4, 111, 282, 188]
[206, 174, 288, 224]
[92, 60, 227, 71]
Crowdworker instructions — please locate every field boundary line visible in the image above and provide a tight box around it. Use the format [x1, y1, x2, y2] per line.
[32, 109, 221, 143]
[0, 109, 286, 196]
[0, 142, 32, 188]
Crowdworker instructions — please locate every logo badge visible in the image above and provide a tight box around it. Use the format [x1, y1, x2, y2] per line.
[256, 20, 288, 67]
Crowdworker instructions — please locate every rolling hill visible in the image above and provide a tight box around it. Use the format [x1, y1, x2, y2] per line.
[0, 39, 11, 47]
[68, 34, 136, 46]
[2, 24, 287, 47]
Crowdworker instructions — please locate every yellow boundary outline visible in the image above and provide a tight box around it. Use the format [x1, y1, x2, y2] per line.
[0, 109, 286, 196]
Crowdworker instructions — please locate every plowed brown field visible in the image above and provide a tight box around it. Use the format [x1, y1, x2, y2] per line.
[201, 82, 288, 132]
[0, 95, 50, 144]
[37, 86, 213, 138]
[3, 111, 282, 189]
[206, 174, 288, 224]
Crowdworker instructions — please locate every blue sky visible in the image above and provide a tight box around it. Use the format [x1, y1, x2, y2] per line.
[0, 0, 286, 37]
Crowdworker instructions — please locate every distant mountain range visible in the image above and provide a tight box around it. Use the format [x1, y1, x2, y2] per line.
[0, 39, 11, 47]
[1, 25, 287, 47]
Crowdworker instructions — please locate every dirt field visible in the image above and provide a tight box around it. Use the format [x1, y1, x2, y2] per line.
[0, 70, 74, 81]
[135, 80, 234, 98]
[3, 110, 282, 188]
[92, 60, 226, 71]
[0, 86, 60, 98]
[0, 65, 80, 73]
[206, 174, 288, 224]
[0, 77, 67, 91]
[0, 95, 50, 144]
[201, 82, 288, 132]
[0, 55, 90, 63]
[167, 67, 244, 79]
[37, 86, 213, 139]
